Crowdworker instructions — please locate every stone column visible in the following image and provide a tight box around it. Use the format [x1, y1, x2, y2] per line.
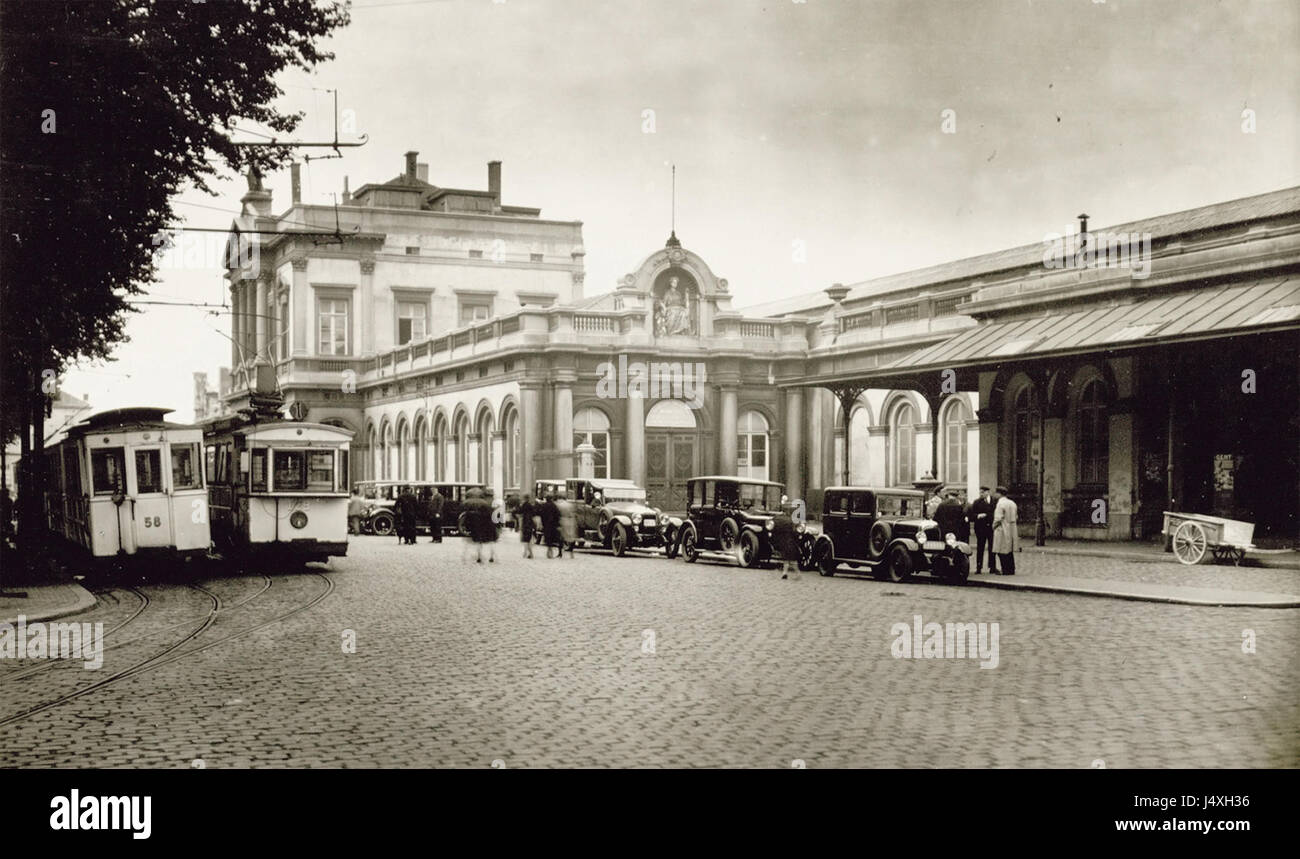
[784, 387, 803, 499]
[491, 430, 506, 497]
[468, 433, 481, 483]
[360, 257, 376, 357]
[553, 373, 574, 478]
[229, 283, 241, 369]
[291, 258, 309, 356]
[718, 385, 738, 474]
[255, 274, 269, 359]
[626, 389, 645, 487]
[520, 383, 544, 489]
[806, 387, 824, 490]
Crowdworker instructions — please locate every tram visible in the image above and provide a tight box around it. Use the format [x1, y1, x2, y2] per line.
[202, 412, 353, 563]
[36, 407, 211, 569]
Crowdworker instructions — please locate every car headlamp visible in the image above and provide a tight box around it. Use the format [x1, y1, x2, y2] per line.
[765, 519, 774, 531]
[796, 523, 806, 534]
[945, 533, 957, 547]
[632, 513, 643, 524]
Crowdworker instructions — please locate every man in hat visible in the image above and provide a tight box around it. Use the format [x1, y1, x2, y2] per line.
[934, 487, 967, 545]
[991, 485, 1019, 575]
[966, 486, 996, 574]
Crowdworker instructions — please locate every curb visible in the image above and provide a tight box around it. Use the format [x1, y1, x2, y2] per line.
[0, 584, 98, 626]
[966, 576, 1300, 609]
[1022, 546, 1300, 571]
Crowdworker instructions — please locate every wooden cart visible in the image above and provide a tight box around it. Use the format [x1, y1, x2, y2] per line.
[1161, 511, 1256, 565]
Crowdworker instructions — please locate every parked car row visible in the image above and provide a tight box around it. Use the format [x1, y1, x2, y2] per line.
[351, 480, 486, 537]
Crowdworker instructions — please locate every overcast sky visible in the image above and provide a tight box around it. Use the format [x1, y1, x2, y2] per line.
[62, 0, 1299, 423]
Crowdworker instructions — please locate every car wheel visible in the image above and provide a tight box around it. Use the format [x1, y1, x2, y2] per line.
[682, 528, 699, 563]
[370, 513, 394, 536]
[868, 521, 892, 560]
[719, 517, 739, 551]
[663, 526, 679, 559]
[885, 543, 913, 583]
[815, 541, 837, 577]
[457, 512, 471, 537]
[949, 552, 970, 585]
[610, 522, 629, 557]
[738, 530, 760, 568]
[797, 534, 817, 572]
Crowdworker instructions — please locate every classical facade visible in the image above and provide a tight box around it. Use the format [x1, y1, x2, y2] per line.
[223, 151, 1298, 543]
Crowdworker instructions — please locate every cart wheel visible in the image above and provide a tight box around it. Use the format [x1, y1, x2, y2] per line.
[1171, 520, 1208, 565]
[1233, 548, 1246, 566]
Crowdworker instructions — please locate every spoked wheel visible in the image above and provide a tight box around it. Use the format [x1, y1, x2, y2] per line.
[885, 544, 914, 583]
[663, 527, 679, 559]
[737, 530, 760, 568]
[719, 518, 739, 552]
[370, 513, 394, 536]
[1172, 520, 1209, 565]
[610, 522, 629, 557]
[797, 535, 817, 572]
[681, 528, 699, 563]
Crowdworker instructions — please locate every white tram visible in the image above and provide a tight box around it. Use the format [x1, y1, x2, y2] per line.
[202, 415, 353, 562]
[38, 407, 211, 567]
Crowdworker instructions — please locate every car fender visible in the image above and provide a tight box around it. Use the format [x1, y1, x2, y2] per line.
[891, 537, 921, 553]
[609, 513, 634, 527]
[741, 521, 766, 533]
[679, 520, 698, 540]
[813, 533, 835, 559]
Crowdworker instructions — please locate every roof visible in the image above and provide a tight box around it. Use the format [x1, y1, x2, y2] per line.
[825, 486, 925, 496]
[742, 185, 1300, 318]
[68, 407, 181, 436]
[688, 475, 786, 488]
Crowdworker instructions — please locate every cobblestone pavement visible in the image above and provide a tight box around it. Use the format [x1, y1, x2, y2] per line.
[0, 537, 1296, 768]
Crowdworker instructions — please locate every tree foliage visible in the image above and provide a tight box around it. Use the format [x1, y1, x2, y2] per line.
[0, 0, 350, 445]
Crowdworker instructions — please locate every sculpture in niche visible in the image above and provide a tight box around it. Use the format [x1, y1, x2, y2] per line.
[653, 272, 698, 337]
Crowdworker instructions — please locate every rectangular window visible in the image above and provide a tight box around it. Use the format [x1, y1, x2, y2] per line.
[217, 444, 232, 484]
[250, 449, 268, 492]
[530, 253, 544, 262]
[307, 451, 335, 491]
[273, 450, 306, 491]
[135, 449, 164, 494]
[468, 249, 483, 259]
[205, 445, 217, 484]
[405, 246, 420, 256]
[339, 450, 349, 489]
[459, 302, 491, 326]
[397, 301, 427, 345]
[318, 297, 350, 356]
[851, 492, 875, 514]
[171, 443, 202, 489]
[63, 446, 82, 493]
[91, 448, 126, 495]
[945, 423, 966, 485]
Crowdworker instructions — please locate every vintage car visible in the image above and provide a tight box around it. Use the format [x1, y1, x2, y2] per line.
[677, 475, 801, 568]
[564, 478, 680, 556]
[810, 486, 972, 583]
[352, 480, 485, 537]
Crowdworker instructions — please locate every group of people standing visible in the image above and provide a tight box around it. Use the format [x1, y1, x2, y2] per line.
[514, 491, 577, 559]
[933, 485, 1020, 575]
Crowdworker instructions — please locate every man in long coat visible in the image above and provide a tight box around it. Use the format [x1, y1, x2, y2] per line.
[991, 485, 1019, 575]
[965, 486, 996, 574]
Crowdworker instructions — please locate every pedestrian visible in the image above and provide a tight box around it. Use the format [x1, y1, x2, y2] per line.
[991, 485, 1019, 575]
[472, 490, 498, 564]
[556, 490, 577, 558]
[395, 486, 418, 545]
[771, 506, 800, 580]
[347, 490, 366, 536]
[518, 493, 535, 558]
[426, 487, 444, 543]
[966, 485, 996, 575]
[935, 487, 967, 543]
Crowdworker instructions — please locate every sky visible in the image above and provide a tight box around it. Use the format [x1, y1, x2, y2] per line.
[61, 0, 1299, 423]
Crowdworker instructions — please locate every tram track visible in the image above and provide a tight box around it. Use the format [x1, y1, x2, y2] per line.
[0, 575, 274, 686]
[0, 572, 333, 730]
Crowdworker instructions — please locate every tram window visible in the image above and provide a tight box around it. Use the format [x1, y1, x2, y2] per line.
[204, 445, 217, 484]
[274, 450, 307, 491]
[172, 443, 201, 489]
[339, 451, 349, 489]
[91, 448, 126, 496]
[250, 449, 268, 492]
[135, 449, 164, 494]
[215, 444, 231, 484]
[63, 446, 81, 493]
[307, 451, 334, 491]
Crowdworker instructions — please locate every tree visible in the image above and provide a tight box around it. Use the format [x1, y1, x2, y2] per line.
[0, 0, 350, 574]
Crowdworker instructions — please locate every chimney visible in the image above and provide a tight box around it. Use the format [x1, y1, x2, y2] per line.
[416, 162, 429, 183]
[1077, 212, 1090, 255]
[290, 163, 301, 204]
[405, 150, 418, 180]
[342, 175, 351, 205]
[488, 160, 501, 205]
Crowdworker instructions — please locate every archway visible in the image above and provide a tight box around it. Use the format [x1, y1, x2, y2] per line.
[645, 399, 699, 511]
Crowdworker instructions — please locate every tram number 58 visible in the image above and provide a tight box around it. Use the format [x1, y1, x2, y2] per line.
[141, 516, 163, 528]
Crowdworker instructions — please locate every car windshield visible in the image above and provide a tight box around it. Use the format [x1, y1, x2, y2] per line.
[603, 488, 646, 503]
[735, 483, 779, 512]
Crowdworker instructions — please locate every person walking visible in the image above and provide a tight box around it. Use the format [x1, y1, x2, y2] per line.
[518, 493, 535, 558]
[395, 487, 419, 545]
[966, 486, 996, 575]
[991, 485, 1019, 575]
[556, 490, 577, 558]
[771, 505, 801, 580]
[347, 491, 366, 536]
[934, 487, 967, 544]
[540, 492, 562, 559]
[426, 487, 444, 544]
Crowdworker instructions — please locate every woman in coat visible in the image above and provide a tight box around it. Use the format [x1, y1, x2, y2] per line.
[991, 485, 1019, 575]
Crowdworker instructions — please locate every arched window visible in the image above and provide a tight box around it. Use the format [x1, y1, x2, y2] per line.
[941, 397, 971, 486]
[396, 419, 410, 480]
[889, 400, 916, 486]
[453, 413, 469, 481]
[432, 416, 447, 482]
[1077, 379, 1109, 485]
[503, 407, 520, 489]
[414, 416, 428, 480]
[476, 410, 493, 486]
[382, 422, 395, 480]
[737, 410, 769, 480]
[1012, 385, 1039, 485]
[573, 407, 611, 479]
[367, 426, 378, 481]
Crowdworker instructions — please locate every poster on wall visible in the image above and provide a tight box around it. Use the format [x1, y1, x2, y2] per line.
[1213, 453, 1236, 491]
